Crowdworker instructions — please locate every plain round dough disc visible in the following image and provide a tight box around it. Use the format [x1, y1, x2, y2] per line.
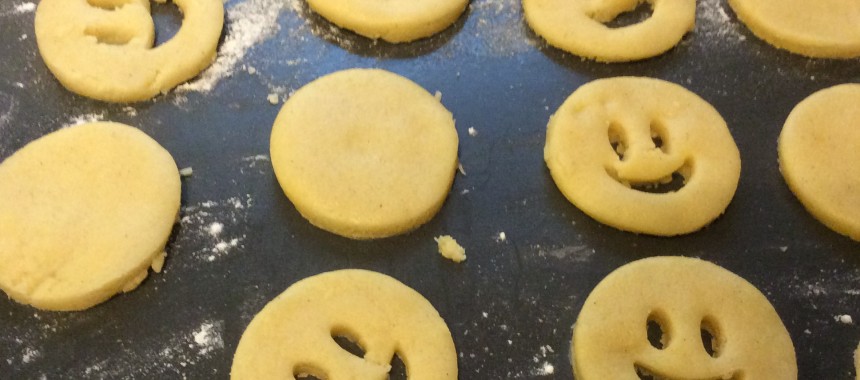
[231, 269, 457, 380]
[307, 0, 467, 43]
[728, 0, 860, 58]
[779, 84, 860, 241]
[270, 69, 459, 239]
[0, 122, 181, 311]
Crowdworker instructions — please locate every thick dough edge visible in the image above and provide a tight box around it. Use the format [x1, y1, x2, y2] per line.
[778, 84, 860, 241]
[0, 122, 180, 310]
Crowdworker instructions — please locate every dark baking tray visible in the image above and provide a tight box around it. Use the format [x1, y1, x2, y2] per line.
[1, 0, 859, 378]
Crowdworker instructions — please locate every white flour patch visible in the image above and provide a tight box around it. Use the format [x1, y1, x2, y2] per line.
[21, 347, 41, 364]
[535, 244, 594, 262]
[696, 0, 746, 44]
[531, 361, 555, 376]
[192, 321, 225, 356]
[178, 0, 284, 93]
[63, 112, 105, 127]
[454, 0, 536, 57]
[176, 195, 253, 263]
[240, 154, 271, 174]
[13, 2, 36, 14]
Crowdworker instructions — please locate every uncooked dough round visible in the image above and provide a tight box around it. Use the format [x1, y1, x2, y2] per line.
[35, 0, 224, 102]
[544, 77, 741, 236]
[573, 256, 797, 380]
[270, 69, 459, 239]
[307, 0, 467, 43]
[728, 0, 860, 58]
[523, 0, 695, 62]
[231, 269, 457, 380]
[779, 84, 860, 241]
[0, 122, 180, 311]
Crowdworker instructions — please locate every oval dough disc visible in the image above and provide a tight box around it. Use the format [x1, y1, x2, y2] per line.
[523, 0, 695, 62]
[728, 0, 860, 58]
[0, 122, 181, 311]
[35, 0, 224, 102]
[270, 69, 459, 239]
[778, 84, 860, 241]
[231, 269, 457, 380]
[573, 256, 797, 380]
[544, 77, 741, 236]
[307, 0, 467, 43]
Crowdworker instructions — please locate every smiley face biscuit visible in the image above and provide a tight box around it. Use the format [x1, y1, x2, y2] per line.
[523, 0, 695, 62]
[35, 0, 223, 102]
[0, 122, 180, 311]
[779, 84, 860, 241]
[544, 77, 741, 236]
[270, 69, 459, 239]
[307, 0, 467, 43]
[573, 256, 797, 380]
[728, 0, 860, 58]
[231, 269, 457, 380]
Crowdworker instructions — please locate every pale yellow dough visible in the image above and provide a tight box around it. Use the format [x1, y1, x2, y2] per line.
[0, 122, 180, 311]
[728, 0, 860, 58]
[270, 69, 459, 239]
[573, 256, 797, 380]
[35, 0, 224, 102]
[435, 235, 466, 263]
[855, 341, 860, 380]
[779, 84, 860, 241]
[523, 0, 695, 62]
[545, 77, 740, 236]
[231, 269, 457, 380]
[307, 0, 467, 43]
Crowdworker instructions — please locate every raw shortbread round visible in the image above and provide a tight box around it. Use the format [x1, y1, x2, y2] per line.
[573, 256, 797, 380]
[35, 0, 224, 102]
[523, 0, 695, 62]
[231, 269, 457, 380]
[544, 77, 740, 236]
[779, 84, 860, 241]
[307, 0, 467, 43]
[0, 122, 180, 311]
[270, 69, 459, 239]
[728, 0, 860, 58]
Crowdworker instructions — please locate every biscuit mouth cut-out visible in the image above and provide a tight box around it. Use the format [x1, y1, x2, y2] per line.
[596, 1, 654, 29]
[329, 331, 410, 379]
[634, 364, 741, 380]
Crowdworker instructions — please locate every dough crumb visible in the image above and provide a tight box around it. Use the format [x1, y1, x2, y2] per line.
[836, 314, 854, 324]
[179, 167, 194, 177]
[435, 235, 466, 263]
[468, 127, 478, 136]
[267, 93, 280, 104]
[435, 90, 442, 101]
[458, 163, 467, 175]
[497, 231, 507, 242]
[151, 252, 166, 273]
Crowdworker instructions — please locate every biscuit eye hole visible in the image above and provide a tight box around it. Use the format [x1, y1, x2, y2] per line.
[601, 1, 653, 29]
[294, 364, 327, 380]
[333, 334, 366, 358]
[646, 312, 668, 349]
[608, 123, 627, 160]
[650, 120, 668, 153]
[701, 318, 721, 358]
[151, 0, 183, 46]
[389, 353, 408, 379]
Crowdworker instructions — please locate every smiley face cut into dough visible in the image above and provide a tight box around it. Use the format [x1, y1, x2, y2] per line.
[779, 84, 860, 242]
[572, 256, 797, 380]
[0, 122, 181, 311]
[35, 0, 224, 102]
[270, 68, 459, 239]
[523, 0, 696, 62]
[544, 77, 741, 236]
[231, 269, 457, 380]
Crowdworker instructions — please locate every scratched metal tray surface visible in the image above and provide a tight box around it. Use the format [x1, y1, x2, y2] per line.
[1, 0, 859, 378]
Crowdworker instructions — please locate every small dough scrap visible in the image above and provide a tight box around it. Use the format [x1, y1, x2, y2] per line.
[544, 77, 741, 236]
[728, 0, 860, 58]
[231, 269, 457, 380]
[523, 0, 695, 62]
[35, 0, 224, 102]
[307, 0, 467, 42]
[573, 256, 797, 380]
[270, 69, 459, 239]
[435, 235, 466, 263]
[779, 84, 860, 241]
[0, 122, 181, 311]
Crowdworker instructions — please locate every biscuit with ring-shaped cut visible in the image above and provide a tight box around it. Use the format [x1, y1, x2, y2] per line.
[0, 122, 180, 311]
[544, 77, 741, 236]
[779, 84, 860, 241]
[35, 0, 223, 102]
[728, 0, 860, 59]
[306, 0, 467, 43]
[573, 256, 797, 380]
[231, 269, 457, 380]
[523, 0, 695, 62]
[270, 69, 459, 239]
